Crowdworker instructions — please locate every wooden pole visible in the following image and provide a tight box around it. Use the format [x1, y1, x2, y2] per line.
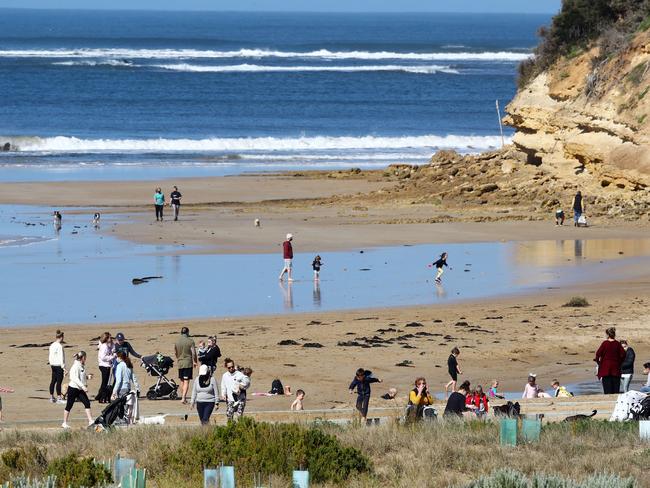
[496, 99, 505, 148]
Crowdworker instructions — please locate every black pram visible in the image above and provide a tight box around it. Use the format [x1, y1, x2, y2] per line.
[141, 353, 178, 400]
[90, 391, 136, 431]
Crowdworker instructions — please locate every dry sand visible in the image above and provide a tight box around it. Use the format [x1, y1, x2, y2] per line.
[0, 172, 649, 428]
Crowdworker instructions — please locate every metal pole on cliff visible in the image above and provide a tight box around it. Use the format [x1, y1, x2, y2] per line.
[496, 99, 505, 148]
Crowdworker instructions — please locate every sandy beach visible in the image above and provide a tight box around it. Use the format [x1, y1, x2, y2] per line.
[1, 172, 650, 428]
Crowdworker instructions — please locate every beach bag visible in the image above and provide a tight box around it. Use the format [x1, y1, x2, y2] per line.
[577, 215, 588, 226]
[270, 379, 284, 395]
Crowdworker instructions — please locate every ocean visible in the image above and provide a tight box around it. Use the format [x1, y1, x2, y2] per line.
[0, 10, 549, 181]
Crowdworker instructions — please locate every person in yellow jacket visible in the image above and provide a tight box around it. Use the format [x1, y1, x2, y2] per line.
[407, 377, 434, 421]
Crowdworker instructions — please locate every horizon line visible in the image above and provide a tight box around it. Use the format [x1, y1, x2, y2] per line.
[0, 7, 557, 15]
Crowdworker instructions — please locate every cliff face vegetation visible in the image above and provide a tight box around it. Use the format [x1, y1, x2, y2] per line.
[503, 0, 650, 218]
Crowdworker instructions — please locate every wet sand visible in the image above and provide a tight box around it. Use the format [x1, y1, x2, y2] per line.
[0, 282, 649, 427]
[0, 172, 649, 428]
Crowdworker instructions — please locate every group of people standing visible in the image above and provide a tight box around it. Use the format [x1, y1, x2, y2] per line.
[595, 328, 650, 394]
[153, 185, 182, 221]
[49, 330, 141, 428]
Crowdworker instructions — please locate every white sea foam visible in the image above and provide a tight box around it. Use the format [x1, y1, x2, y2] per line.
[0, 47, 532, 61]
[52, 59, 134, 67]
[152, 63, 458, 74]
[7, 134, 507, 153]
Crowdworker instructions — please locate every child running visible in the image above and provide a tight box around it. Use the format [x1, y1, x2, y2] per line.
[445, 347, 462, 398]
[431, 252, 450, 284]
[312, 255, 323, 281]
[349, 368, 382, 423]
[290, 389, 305, 411]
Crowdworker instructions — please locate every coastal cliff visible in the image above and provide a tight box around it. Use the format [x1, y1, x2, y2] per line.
[505, 29, 650, 195]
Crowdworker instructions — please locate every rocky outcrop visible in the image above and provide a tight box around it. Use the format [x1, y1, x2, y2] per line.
[504, 30, 650, 198]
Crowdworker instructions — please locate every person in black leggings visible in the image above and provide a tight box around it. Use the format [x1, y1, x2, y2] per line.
[62, 351, 94, 429]
[48, 330, 66, 404]
[96, 332, 115, 403]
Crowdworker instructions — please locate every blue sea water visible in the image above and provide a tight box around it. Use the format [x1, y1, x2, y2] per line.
[0, 10, 549, 181]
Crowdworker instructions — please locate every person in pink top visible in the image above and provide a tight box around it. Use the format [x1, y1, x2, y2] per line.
[278, 233, 294, 282]
[96, 332, 115, 404]
[522, 373, 552, 399]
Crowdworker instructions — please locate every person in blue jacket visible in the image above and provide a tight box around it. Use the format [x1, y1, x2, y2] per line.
[349, 368, 382, 423]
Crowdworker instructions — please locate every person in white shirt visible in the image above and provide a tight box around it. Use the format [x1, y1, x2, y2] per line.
[48, 330, 66, 404]
[220, 358, 251, 421]
[62, 351, 94, 429]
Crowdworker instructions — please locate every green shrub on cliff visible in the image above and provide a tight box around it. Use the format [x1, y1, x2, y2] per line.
[519, 0, 650, 87]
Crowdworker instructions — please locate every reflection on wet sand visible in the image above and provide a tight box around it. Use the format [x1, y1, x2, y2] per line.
[513, 238, 650, 266]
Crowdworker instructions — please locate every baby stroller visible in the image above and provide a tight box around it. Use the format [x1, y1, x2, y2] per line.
[90, 391, 137, 432]
[141, 353, 179, 400]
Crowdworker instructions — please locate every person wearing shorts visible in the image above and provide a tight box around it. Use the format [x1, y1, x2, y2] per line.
[175, 327, 197, 404]
[279, 233, 294, 282]
[445, 347, 462, 398]
[62, 351, 94, 429]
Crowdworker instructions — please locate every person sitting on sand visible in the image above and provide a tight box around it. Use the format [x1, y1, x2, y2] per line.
[349, 368, 382, 423]
[488, 379, 504, 399]
[291, 389, 305, 411]
[407, 377, 433, 421]
[640, 363, 650, 394]
[522, 373, 552, 399]
[466, 385, 489, 417]
[444, 347, 462, 398]
[444, 380, 476, 417]
[550, 379, 573, 397]
[279, 233, 294, 282]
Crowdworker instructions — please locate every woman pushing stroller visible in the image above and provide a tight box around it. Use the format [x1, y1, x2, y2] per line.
[112, 352, 140, 423]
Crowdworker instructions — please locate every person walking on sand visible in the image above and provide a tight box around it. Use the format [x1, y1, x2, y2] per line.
[174, 326, 197, 404]
[572, 190, 584, 227]
[154, 187, 165, 221]
[620, 340, 635, 393]
[96, 332, 115, 403]
[170, 185, 182, 221]
[312, 255, 323, 281]
[62, 351, 94, 429]
[220, 358, 250, 421]
[444, 347, 462, 398]
[191, 364, 219, 425]
[49, 330, 66, 404]
[349, 368, 382, 423]
[594, 327, 626, 395]
[279, 233, 294, 282]
[431, 252, 451, 284]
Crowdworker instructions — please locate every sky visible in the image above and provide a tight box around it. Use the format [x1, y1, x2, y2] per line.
[0, 0, 562, 14]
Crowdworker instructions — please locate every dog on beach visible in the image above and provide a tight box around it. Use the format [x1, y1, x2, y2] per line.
[492, 401, 522, 418]
[563, 410, 597, 422]
[138, 414, 168, 425]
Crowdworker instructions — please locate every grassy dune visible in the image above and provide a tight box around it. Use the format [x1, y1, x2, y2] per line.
[0, 419, 648, 487]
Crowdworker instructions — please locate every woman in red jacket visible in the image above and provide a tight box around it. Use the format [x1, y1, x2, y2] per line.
[594, 327, 626, 394]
